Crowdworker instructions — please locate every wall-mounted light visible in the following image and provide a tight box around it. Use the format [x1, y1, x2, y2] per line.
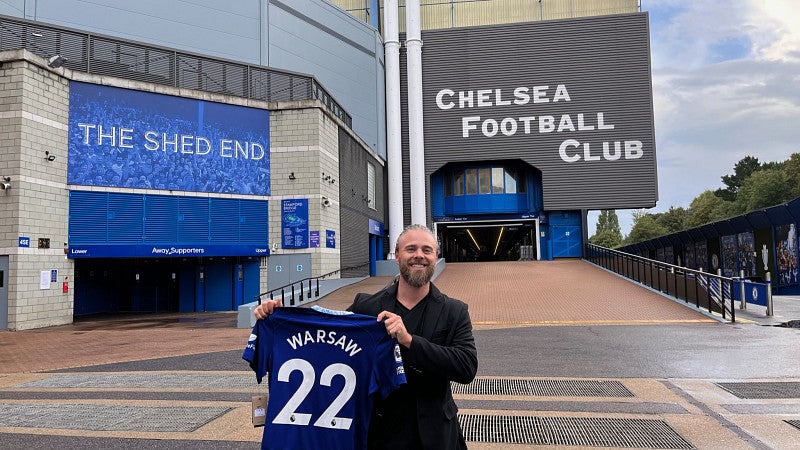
[47, 54, 67, 68]
[288, 172, 296, 180]
[0, 176, 10, 191]
[45, 151, 55, 162]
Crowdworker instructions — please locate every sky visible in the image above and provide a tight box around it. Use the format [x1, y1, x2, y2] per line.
[588, 0, 800, 236]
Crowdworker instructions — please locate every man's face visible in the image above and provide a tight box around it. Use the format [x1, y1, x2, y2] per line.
[395, 229, 437, 288]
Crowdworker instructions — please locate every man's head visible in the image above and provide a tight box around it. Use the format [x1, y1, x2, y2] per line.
[394, 224, 438, 288]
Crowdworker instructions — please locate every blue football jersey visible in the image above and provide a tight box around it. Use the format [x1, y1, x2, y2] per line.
[242, 307, 406, 450]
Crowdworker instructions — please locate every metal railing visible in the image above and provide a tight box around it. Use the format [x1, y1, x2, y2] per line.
[0, 14, 352, 127]
[585, 244, 736, 322]
[256, 262, 370, 307]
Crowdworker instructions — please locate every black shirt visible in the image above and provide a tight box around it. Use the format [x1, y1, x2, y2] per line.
[369, 296, 429, 450]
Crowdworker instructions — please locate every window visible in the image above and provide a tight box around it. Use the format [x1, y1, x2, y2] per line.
[479, 168, 491, 194]
[492, 167, 504, 193]
[466, 169, 477, 194]
[454, 171, 465, 196]
[504, 168, 517, 194]
[367, 162, 376, 209]
[445, 166, 526, 196]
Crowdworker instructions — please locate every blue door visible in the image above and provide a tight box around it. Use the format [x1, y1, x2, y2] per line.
[552, 225, 582, 258]
[205, 260, 233, 311]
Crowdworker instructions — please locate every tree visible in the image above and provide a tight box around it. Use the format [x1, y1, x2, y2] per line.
[783, 152, 800, 198]
[734, 168, 792, 213]
[687, 190, 732, 227]
[714, 155, 761, 201]
[589, 210, 622, 248]
[654, 206, 689, 233]
[624, 210, 668, 245]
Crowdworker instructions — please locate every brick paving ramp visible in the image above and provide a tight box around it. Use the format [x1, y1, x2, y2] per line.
[315, 259, 715, 327]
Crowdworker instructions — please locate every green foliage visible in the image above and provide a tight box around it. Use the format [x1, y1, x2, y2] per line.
[783, 153, 800, 198]
[733, 169, 792, 214]
[714, 155, 761, 201]
[590, 210, 622, 248]
[624, 210, 669, 245]
[619, 152, 800, 246]
[686, 190, 731, 228]
[653, 206, 688, 234]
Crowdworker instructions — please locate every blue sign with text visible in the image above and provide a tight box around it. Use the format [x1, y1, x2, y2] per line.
[67, 244, 269, 259]
[326, 230, 336, 248]
[368, 219, 384, 236]
[19, 236, 30, 248]
[68, 81, 270, 195]
[282, 199, 309, 249]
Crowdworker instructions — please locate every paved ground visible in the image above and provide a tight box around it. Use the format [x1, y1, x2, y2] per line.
[1, 259, 799, 449]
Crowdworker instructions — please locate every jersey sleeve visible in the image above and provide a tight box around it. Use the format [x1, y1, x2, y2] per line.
[242, 319, 273, 384]
[373, 337, 407, 399]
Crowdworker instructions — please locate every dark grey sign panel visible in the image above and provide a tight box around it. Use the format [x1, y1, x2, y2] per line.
[421, 13, 657, 210]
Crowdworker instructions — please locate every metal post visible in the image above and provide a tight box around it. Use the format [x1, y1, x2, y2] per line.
[739, 269, 746, 310]
[717, 269, 724, 319]
[670, 266, 675, 298]
[766, 272, 773, 316]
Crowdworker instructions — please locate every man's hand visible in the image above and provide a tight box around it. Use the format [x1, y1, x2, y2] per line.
[377, 311, 412, 348]
[253, 298, 282, 319]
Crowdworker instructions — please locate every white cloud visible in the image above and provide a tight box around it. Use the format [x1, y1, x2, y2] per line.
[591, 1, 800, 237]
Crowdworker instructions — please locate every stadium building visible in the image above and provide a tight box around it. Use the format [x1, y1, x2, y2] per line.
[0, 0, 654, 329]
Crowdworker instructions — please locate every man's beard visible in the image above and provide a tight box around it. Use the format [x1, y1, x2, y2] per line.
[399, 260, 435, 288]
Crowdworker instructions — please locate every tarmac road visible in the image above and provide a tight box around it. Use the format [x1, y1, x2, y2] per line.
[2, 260, 800, 449]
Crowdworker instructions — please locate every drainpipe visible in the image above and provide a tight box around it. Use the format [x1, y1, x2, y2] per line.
[406, 0, 426, 225]
[384, 0, 403, 257]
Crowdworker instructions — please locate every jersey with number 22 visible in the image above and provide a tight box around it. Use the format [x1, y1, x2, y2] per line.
[243, 307, 406, 450]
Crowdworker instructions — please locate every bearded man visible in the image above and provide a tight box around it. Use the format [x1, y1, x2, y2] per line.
[253, 224, 477, 449]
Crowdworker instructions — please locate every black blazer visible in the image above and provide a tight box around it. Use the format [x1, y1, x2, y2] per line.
[349, 282, 478, 449]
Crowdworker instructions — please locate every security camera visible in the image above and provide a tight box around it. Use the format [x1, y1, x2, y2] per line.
[0, 182, 9, 190]
[321, 197, 332, 207]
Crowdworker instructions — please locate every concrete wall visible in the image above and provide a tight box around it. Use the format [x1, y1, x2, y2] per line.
[0, 51, 72, 329]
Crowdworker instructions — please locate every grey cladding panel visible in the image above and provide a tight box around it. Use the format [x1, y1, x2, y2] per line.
[419, 13, 657, 210]
[269, 0, 383, 154]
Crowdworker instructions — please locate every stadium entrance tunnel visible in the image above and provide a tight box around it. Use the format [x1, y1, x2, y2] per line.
[437, 220, 538, 262]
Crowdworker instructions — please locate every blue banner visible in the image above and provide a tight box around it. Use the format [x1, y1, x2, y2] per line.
[326, 230, 336, 248]
[368, 218, 384, 236]
[310, 231, 320, 248]
[68, 81, 270, 195]
[732, 280, 769, 307]
[282, 199, 309, 249]
[68, 244, 269, 259]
